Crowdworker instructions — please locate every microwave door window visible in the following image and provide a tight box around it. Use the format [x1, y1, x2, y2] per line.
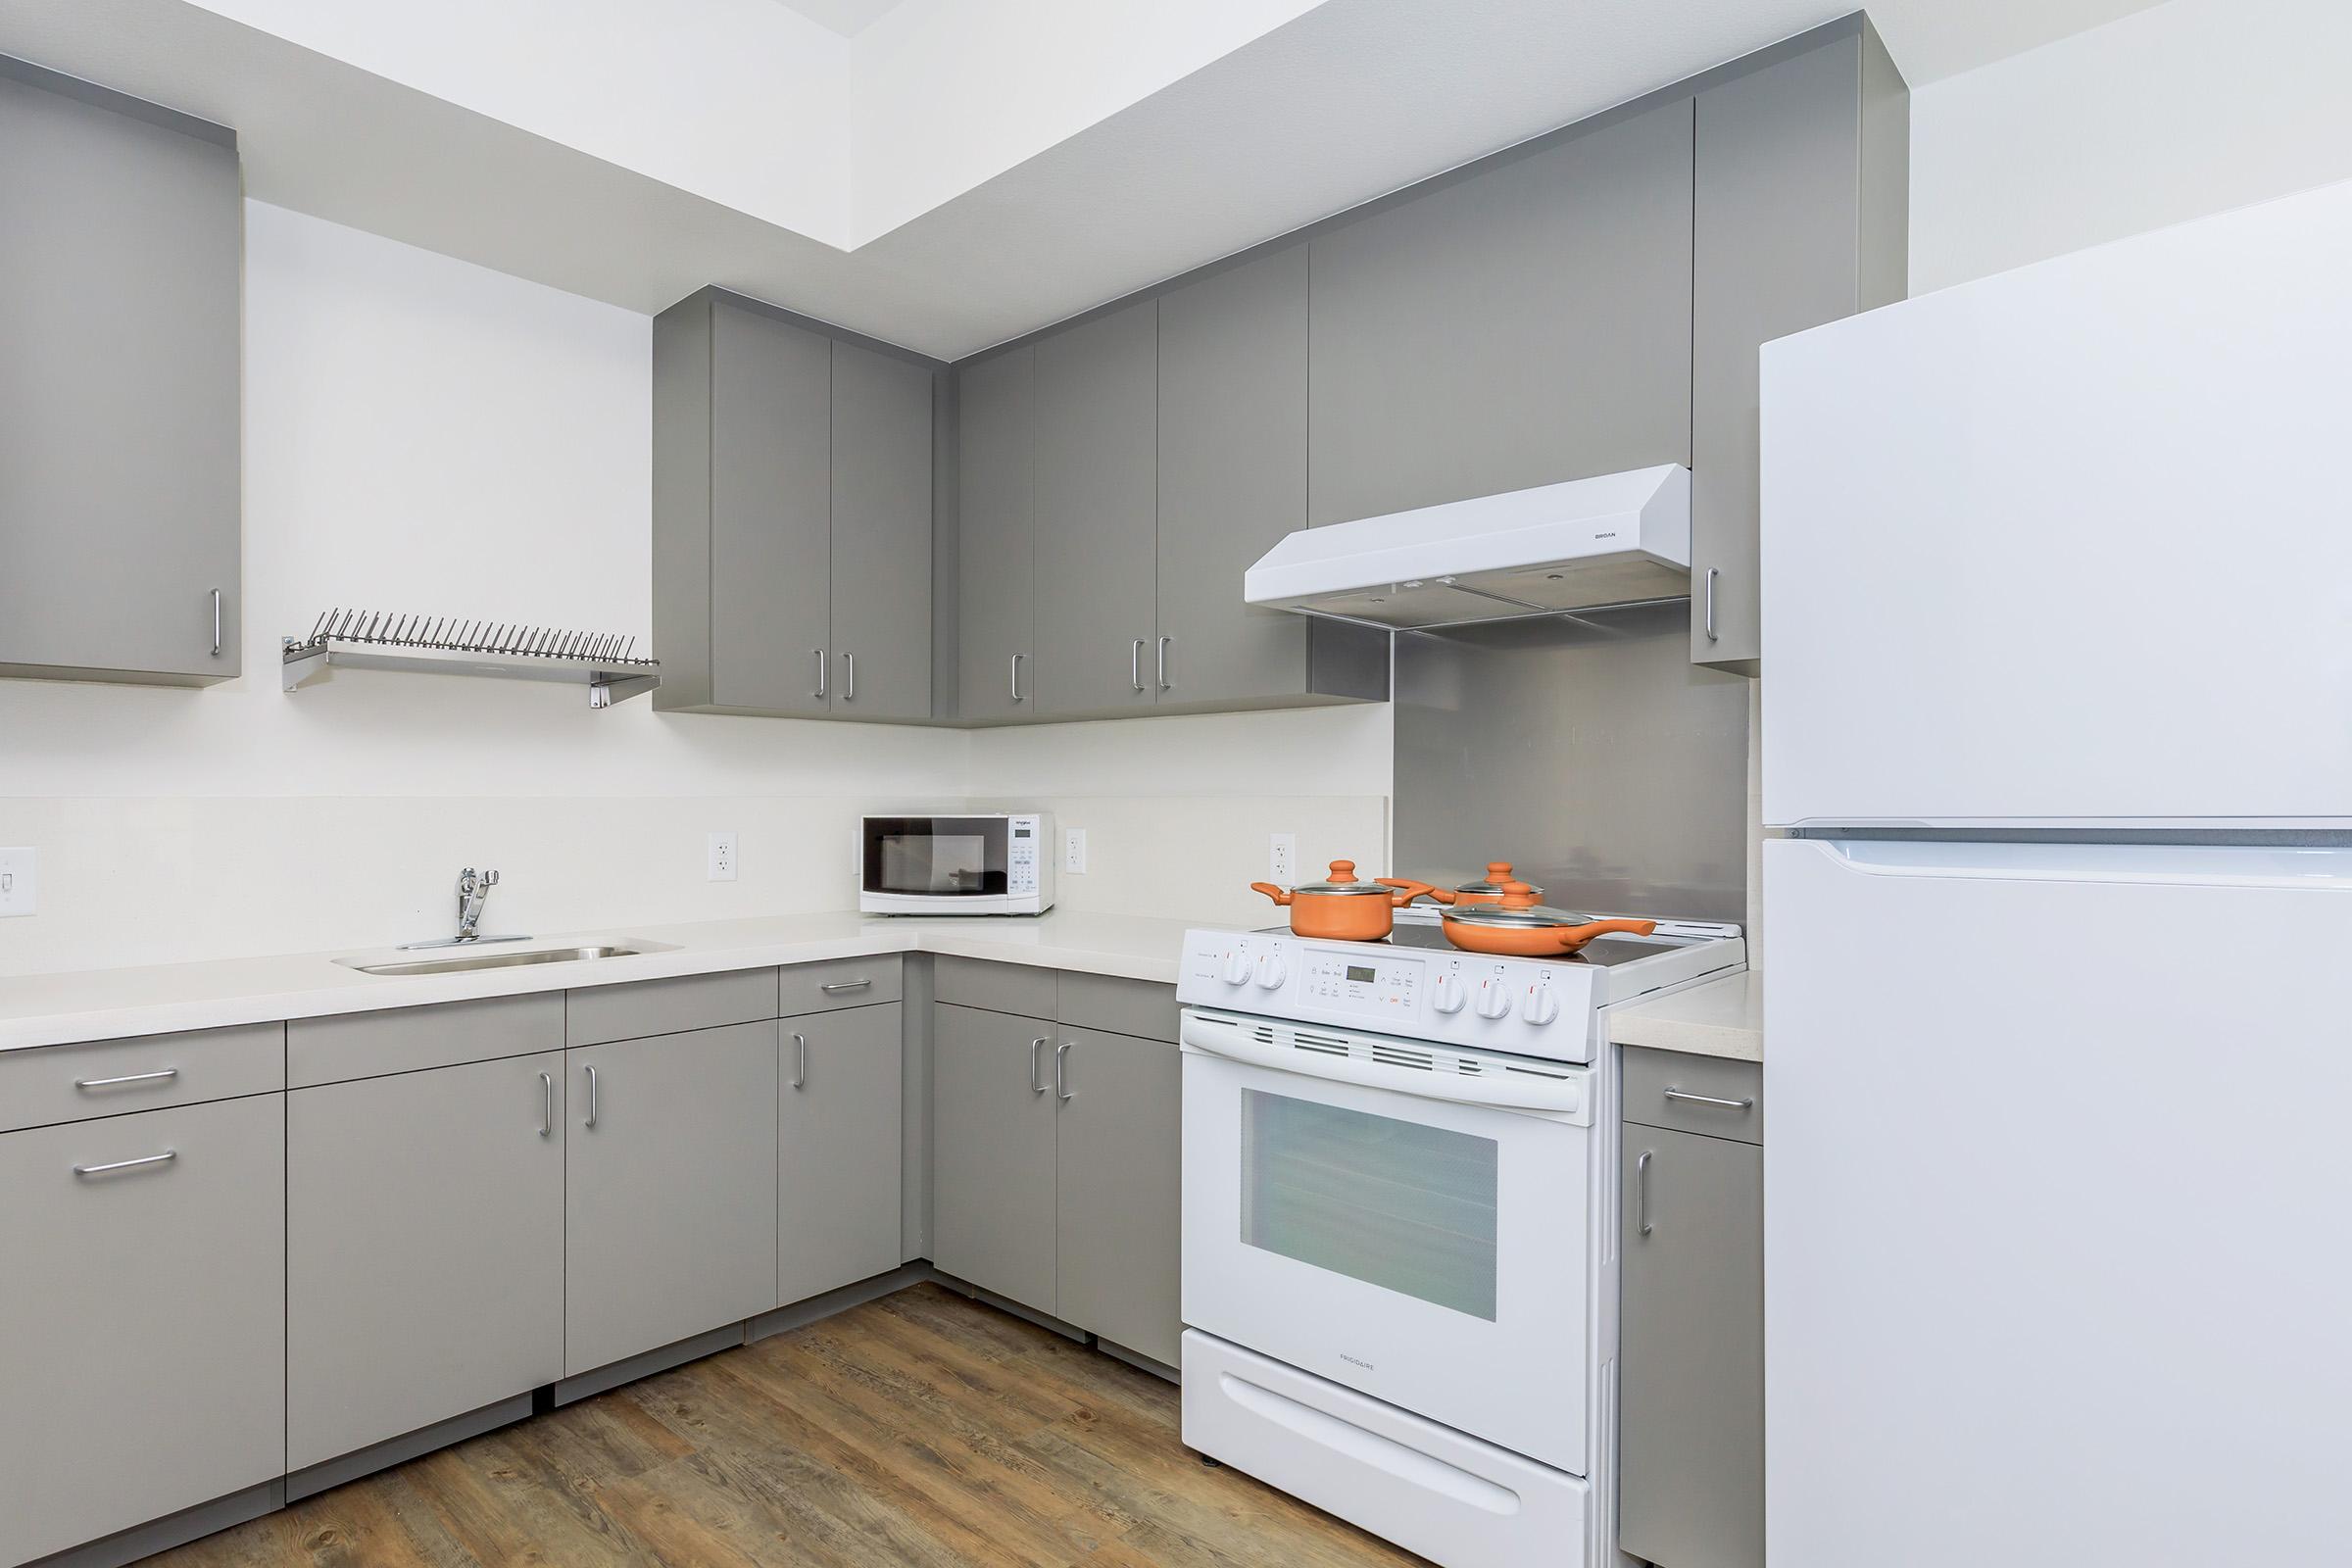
[880, 833, 991, 895]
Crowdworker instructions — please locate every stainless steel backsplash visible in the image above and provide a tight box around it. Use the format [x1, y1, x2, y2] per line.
[1393, 602, 1750, 923]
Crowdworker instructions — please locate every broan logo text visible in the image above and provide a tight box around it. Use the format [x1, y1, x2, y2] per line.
[1339, 1352, 1376, 1371]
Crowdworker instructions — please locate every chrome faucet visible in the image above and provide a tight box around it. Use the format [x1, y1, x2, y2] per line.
[456, 866, 500, 941]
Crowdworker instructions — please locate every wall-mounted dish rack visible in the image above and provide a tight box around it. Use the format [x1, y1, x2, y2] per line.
[282, 611, 661, 709]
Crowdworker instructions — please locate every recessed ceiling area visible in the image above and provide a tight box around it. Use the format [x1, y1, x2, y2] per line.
[0, 0, 2171, 356]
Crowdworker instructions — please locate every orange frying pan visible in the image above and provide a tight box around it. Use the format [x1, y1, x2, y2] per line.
[1439, 882, 1657, 956]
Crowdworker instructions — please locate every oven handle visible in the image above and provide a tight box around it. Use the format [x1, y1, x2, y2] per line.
[1178, 1010, 1588, 1121]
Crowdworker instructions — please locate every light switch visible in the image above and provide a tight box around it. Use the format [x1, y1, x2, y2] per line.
[0, 847, 35, 916]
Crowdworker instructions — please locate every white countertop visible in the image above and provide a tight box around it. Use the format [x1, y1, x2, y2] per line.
[1606, 972, 1763, 1063]
[0, 910, 1201, 1053]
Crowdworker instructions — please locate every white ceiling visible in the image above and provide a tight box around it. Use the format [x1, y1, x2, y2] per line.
[769, 0, 910, 36]
[0, 0, 2172, 357]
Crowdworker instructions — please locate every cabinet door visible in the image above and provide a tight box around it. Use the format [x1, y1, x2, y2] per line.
[0, 1096, 283, 1567]
[710, 299, 832, 714]
[1692, 29, 1903, 670]
[1053, 1027, 1181, 1366]
[1155, 244, 1314, 709]
[1307, 98, 1693, 526]
[831, 343, 933, 720]
[0, 74, 240, 683]
[1620, 1123, 1764, 1568]
[930, 1004, 1057, 1313]
[565, 1022, 780, 1376]
[956, 347, 1037, 720]
[779, 1004, 905, 1304]
[287, 1052, 565, 1470]
[1033, 299, 1158, 717]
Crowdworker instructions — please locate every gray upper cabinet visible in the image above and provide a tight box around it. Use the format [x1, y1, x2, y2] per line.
[0, 1095, 284, 1568]
[1052, 1027, 1182, 1367]
[779, 1002, 906, 1305]
[1307, 97, 1695, 527]
[955, 346, 1038, 720]
[1619, 1118, 1765, 1568]
[564, 1021, 781, 1376]
[1034, 298, 1159, 718]
[1155, 245, 1387, 712]
[1690, 22, 1907, 671]
[0, 64, 241, 687]
[930, 1003, 1058, 1313]
[831, 343, 934, 720]
[287, 1051, 565, 1470]
[654, 289, 939, 717]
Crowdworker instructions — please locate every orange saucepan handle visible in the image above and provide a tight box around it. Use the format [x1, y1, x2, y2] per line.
[1375, 878, 1440, 907]
[1250, 882, 1295, 907]
[1552, 917, 1658, 950]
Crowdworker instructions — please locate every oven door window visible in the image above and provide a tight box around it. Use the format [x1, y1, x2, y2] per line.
[1239, 1088, 1499, 1321]
[864, 817, 1006, 897]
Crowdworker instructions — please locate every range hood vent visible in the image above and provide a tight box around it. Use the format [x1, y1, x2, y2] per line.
[1245, 465, 1690, 630]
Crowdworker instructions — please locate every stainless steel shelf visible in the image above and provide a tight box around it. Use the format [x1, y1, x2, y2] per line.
[281, 617, 660, 709]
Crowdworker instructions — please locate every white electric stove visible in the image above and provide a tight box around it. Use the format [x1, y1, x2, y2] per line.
[1175, 907, 1743, 1568]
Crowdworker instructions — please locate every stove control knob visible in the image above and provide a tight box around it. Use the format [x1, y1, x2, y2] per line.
[1522, 985, 1561, 1026]
[1475, 980, 1511, 1020]
[1253, 952, 1290, 990]
[1221, 950, 1252, 986]
[1430, 972, 1467, 1014]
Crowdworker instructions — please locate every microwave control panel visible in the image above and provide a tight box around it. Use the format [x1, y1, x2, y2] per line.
[1007, 815, 1042, 895]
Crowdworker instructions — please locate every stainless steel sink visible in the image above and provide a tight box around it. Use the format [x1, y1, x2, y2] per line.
[337, 945, 653, 977]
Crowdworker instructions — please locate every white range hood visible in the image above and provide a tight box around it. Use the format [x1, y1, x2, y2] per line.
[1245, 464, 1691, 629]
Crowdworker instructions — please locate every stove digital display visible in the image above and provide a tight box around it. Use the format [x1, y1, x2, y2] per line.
[1346, 964, 1376, 983]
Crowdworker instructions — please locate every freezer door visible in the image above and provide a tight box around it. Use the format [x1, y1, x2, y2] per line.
[1764, 837, 2352, 1568]
[1760, 177, 2352, 829]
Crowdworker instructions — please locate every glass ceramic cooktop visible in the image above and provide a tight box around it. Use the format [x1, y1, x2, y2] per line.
[1254, 917, 1668, 966]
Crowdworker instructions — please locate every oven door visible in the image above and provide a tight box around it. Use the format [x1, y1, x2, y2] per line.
[861, 815, 1006, 906]
[1180, 1009, 1595, 1475]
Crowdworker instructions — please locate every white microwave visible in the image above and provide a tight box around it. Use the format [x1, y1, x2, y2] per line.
[859, 813, 1054, 915]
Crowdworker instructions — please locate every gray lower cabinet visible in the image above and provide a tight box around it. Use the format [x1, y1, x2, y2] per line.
[955, 345, 1038, 720]
[285, 1052, 566, 1470]
[930, 1004, 1058, 1312]
[1033, 297, 1160, 718]
[1306, 95, 1694, 526]
[564, 1021, 781, 1376]
[1052, 1027, 1182, 1366]
[0, 1095, 284, 1568]
[1620, 1117, 1764, 1568]
[779, 1003, 905, 1304]
[1690, 21, 1907, 670]
[0, 62, 241, 687]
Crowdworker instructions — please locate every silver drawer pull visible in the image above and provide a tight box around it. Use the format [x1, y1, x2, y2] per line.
[75, 1067, 179, 1090]
[75, 1150, 178, 1178]
[1636, 1149, 1653, 1237]
[818, 978, 871, 995]
[1029, 1037, 1049, 1095]
[539, 1071, 554, 1138]
[1663, 1087, 1754, 1111]
[792, 1031, 808, 1090]
[1054, 1040, 1074, 1102]
[584, 1063, 600, 1128]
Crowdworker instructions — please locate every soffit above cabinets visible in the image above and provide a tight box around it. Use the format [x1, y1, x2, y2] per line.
[0, 0, 2161, 358]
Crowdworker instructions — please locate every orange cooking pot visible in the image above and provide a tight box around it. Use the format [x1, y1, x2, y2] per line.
[1439, 882, 1658, 956]
[1396, 860, 1544, 906]
[1251, 860, 1438, 942]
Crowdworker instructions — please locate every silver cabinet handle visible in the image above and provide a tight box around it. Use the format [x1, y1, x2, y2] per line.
[842, 651, 855, 703]
[538, 1072, 554, 1138]
[583, 1064, 599, 1128]
[1054, 1040, 1074, 1102]
[1702, 566, 1720, 643]
[813, 649, 828, 700]
[791, 1031, 808, 1090]
[1636, 1149, 1654, 1237]
[1157, 635, 1171, 691]
[818, 978, 871, 995]
[75, 1067, 178, 1090]
[75, 1149, 177, 1178]
[1663, 1087, 1754, 1111]
[1010, 653, 1025, 703]
[1131, 638, 1146, 692]
[1029, 1036, 1049, 1095]
[211, 588, 223, 657]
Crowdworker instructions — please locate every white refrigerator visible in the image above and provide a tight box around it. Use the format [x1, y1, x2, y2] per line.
[1760, 177, 2352, 1566]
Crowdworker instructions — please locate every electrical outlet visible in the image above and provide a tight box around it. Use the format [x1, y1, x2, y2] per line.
[0, 847, 35, 917]
[1269, 832, 1298, 885]
[707, 831, 737, 883]
[1063, 827, 1088, 875]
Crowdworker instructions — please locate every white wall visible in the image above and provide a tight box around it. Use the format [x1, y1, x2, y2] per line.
[1909, 0, 2352, 292]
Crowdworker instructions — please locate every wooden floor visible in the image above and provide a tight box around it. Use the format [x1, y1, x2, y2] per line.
[147, 1284, 1427, 1567]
